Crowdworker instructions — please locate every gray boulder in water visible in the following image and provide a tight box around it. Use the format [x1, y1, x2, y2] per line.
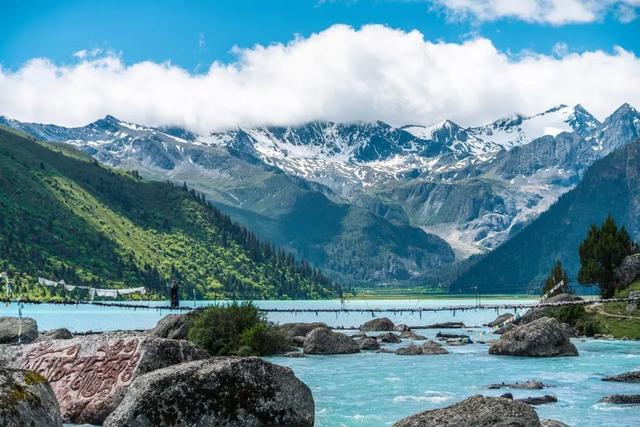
[0, 332, 208, 425]
[602, 371, 640, 382]
[0, 317, 38, 344]
[395, 341, 449, 356]
[599, 394, 640, 404]
[489, 317, 578, 357]
[379, 332, 402, 343]
[277, 322, 330, 338]
[393, 395, 540, 426]
[0, 367, 63, 427]
[360, 317, 395, 331]
[303, 327, 359, 355]
[103, 357, 315, 427]
[357, 337, 380, 350]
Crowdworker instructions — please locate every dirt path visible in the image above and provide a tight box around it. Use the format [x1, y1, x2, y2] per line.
[596, 307, 640, 320]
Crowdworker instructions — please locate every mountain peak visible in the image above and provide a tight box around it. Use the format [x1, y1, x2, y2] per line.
[604, 103, 638, 123]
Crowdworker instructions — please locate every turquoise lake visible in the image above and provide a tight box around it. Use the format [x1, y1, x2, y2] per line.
[2, 298, 639, 426]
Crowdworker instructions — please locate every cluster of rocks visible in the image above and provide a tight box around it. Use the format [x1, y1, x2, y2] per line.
[0, 315, 315, 426]
[279, 318, 464, 357]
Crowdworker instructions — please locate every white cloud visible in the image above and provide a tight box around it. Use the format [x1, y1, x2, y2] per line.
[433, 0, 640, 25]
[0, 24, 639, 133]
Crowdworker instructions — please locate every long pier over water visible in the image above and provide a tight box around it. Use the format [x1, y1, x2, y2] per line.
[2, 296, 638, 314]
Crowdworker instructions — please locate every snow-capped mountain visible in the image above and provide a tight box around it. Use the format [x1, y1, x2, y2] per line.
[1, 103, 637, 284]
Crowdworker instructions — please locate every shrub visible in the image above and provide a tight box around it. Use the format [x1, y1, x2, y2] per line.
[186, 301, 288, 356]
[239, 323, 288, 356]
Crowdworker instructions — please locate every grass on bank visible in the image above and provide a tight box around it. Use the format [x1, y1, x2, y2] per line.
[544, 279, 640, 339]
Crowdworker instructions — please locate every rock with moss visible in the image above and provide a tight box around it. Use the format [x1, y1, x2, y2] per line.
[0, 332, 208, 425]
[303, 328, 359, 355]
[0, 367, 63, 427]
[360, 318, 395, 332]
[103, 357, 314, 427]
[489, 317, 578, 357]
[0, 317, 38, 344]
[614, 254, 640, 288]
[393, 395, 540, 426]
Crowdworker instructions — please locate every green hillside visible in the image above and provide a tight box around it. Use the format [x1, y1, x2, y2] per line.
[452, 139, 640, 293]
[0, 127, 341, 300]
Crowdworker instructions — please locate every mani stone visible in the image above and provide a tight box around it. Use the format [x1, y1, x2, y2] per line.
[0, 317, 39, 344]
[103, 357, 315, 427]
[360, 317, 395, 332]
[489, 317, 578, 357]
[0, 367, 63, 427]
[0, 332, 208, 425]
[393, 395, 540, 427]
[303, 327, 360, 355]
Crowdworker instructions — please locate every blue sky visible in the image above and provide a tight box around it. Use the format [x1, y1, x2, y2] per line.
[1, 0, 639, 132]
[2, 0, 638, 71]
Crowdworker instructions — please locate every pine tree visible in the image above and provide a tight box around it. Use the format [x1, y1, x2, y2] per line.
[578, 215, 637, 297]
[542, 260, 569, 297]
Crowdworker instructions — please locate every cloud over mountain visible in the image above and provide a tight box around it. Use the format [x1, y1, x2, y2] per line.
[1, 24, 639, 133]
[433, 0, 640, 25]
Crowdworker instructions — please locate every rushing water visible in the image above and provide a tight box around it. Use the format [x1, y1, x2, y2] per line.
[2, 299, 639, 426]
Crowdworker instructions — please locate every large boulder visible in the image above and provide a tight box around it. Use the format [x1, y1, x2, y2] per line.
[103, 357, 314, 427]
[0, 317, 38, 344]
[360, 318, 395, 332]
[277, 322, 329, 338]
[489, 317, 578, 357]
[393, 395, 540, 426]
[148, 313, 194, 340]
[602, 371, 640, 382]
[495, 323, 516, 335]
[614, 253, 640, 288]
[35, 328, 73, 342]
[0, 367, 63, 427]
[0, 332, 208, 425]
[303, 328, 359, 355]
[514, 294, 582, 326]
[488, 313, 514, 328]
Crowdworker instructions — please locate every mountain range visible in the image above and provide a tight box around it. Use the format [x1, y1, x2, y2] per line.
[2, 102, 639, 289]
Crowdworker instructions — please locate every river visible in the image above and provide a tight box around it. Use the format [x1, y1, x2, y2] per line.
[1, 298, 638, 426]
